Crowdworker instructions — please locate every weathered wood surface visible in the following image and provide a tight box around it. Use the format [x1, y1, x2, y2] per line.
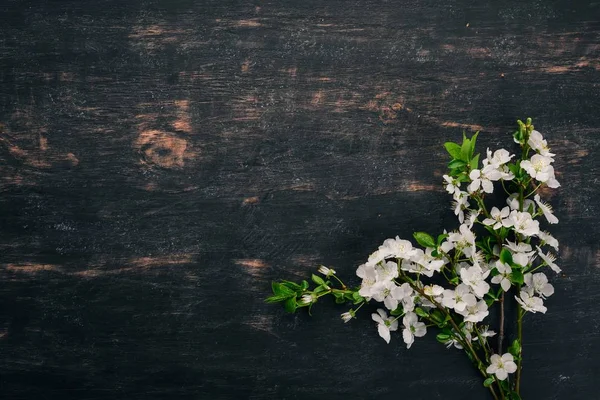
[0, 0, 599, 398]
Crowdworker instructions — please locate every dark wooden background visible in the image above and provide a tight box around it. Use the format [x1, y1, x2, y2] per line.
[1, 0, 599, 399]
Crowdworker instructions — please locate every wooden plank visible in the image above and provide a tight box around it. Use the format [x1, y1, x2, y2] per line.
[0, 0, 599, 398]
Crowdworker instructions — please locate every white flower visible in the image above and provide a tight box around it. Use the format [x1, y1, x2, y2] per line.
[480, 327, 497, 338]
[465, 209, 480, 229]
[520, 154, 555, 183]
[452, 190, 469, 223]
[524, 272, 554, 299]
[504, 242, 536, 266]
[371, 280, 401, 310]
[491, 261, 512, 292]
[546, 168, 561, 188]
[515, 288, 547, 313]
[468, 165, 502, 193]
[460, 265, 491, 298]
[506, 193, 535, 213]
[508, 210, 540, 237]
[372, 308, 399, 344]
[537, 246, 561, 273]
[486, 353, 518, 381]
[482, 206, 513, 230]
[375, 261, 399, 282]
[459, 299, 489, 323]
[528, 130, 555, 158]
[341, 311, 353, 323]
[300, 294, 314, 305]
[401, 254, 434, 278]
[534, 194, 558, 224]
[357, 264, 377, 298]
[412, 248, 445, 274]
[379, 236, 417, 260]
[318, 265, 336, 277]
[447, 224, 476, 258]
[537, 231, 559, 251]
[423, 284, 444, 298]
[442, 284, 477, 312]
[483, 148, 514, 168]
[443, 174, 461, 194]
[365, 249, 386, 267]
[402, 311, 427, 349]
[391, 282, 413, 302]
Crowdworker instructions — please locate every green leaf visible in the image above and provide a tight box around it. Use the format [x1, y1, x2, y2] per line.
[509, 392, 522, 400]
[311, 274, 325, 286]
[265, 294, 290, 303]
[284, 296, 297, 313]
[415, 307, 429, 318]
[499, 248, 513, 265]
[444, 142, 462, 160]
[511, 269, 524, 285]
[313, 284, 328, 294]
[390, 307, 403, 316]
[413, 232, 436, 248]
[436, 333, 451, 343]
[471, 153, 480, 170]
[352, 292, 364, 304]
[469, 132, 479, 157]
[513, 130, 523, 144]
[430, 310, 445, 324]
[300, 280, 309, 290]
[483, 377, 495, 388]
[272, 282, 295, 297]
[281, 280, 301, 291]
[437, 234, 449, 245]
[508, 339, 521, 358]
[448, 159, 467, 169]
[460, 138, 471, 161]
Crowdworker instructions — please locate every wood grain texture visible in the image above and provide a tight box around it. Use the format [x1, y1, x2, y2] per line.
[0, 0, 599, 399]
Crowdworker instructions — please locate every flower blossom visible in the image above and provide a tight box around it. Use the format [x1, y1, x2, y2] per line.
[441, 284, 477, 312]
[402, 311, 426, 349]
[482, 206, 513, 230]
[341, 311, 353, 323]
[447, 224, 477, 258]
[520, 154, 555, 183]
[537, 231, 559, 251]
[443, 174, 461, 194]
[318, 265, 336, 277]
[506, 193, 535, 213]
[460, 265, 491, 298]
[524, 272, 554, 299]
[379, 236, 417, 260]
[505, 241, 536, 266]
[515, 288, 547, 314]
[508, 210, 540, 237]
[534, 194, 558, 224]
[458, 299, 489, 323]
[491, 261, 512, 292]
[372, 308, 398, 344]
[483, 148, 514, 168]
[536, 246, 561, 273]
[452, 191, 469, 223]
[486, 353, 518, 381]
[528, 130, 555, 158]
[468, 165, 502, 193]
[357, 264, 377, 298]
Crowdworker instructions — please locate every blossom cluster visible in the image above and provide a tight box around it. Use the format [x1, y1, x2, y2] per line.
[267, 119, 561, 399]
[353, 123, 560, 387]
